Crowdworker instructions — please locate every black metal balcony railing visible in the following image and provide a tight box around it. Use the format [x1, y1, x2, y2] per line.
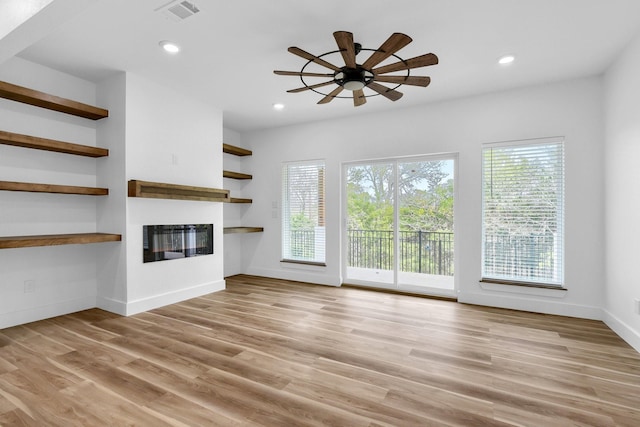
[288, 229, 455, 276]
[483, 233, 557, 281]
[347, 229, 455, 276]
[288, 229, 316, 259]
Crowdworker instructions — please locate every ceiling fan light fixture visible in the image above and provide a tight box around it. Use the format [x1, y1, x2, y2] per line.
[343, 80, 366, 91]
[337, 68, 371, 91]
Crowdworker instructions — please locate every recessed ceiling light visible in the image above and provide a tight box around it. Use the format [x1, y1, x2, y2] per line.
[159, 40, 180, 54]
[498, 55, 515, 65]
[273, 103, 285, 111]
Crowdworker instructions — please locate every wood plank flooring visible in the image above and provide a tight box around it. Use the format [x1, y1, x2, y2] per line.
[1, 274, 639, 426]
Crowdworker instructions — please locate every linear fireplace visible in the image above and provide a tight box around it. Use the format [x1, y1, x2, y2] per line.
[143, 224, 213, 263]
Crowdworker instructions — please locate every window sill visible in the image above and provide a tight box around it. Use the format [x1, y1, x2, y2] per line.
[280, 259, 326, 267]
[479, 279, 567, 298]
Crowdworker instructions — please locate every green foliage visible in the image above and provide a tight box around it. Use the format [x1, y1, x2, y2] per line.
[347, 161, 454, 233]
[290, 213, 315, 230]
[399, 178, 454, 232]
[483, 146, 560, 237]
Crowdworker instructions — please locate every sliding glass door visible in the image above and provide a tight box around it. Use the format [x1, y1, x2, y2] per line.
[344, 155, 456, 297]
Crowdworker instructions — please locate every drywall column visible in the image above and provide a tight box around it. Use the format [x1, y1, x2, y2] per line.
[124, 73, 225, 314]
[96, 72, 128, 313]
[604, 30, 640, 351]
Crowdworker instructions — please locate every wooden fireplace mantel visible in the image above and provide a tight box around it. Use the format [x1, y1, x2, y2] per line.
[128, 180, 230, 202]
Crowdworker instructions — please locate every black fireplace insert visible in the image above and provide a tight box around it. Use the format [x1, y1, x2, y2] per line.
[143, 224, 213, 263]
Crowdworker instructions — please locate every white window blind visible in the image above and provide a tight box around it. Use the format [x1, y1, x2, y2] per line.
[481, 138, 564, 286]
[282, 160, 326, 265]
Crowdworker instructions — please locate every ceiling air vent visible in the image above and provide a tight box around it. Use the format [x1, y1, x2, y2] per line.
[155, 0, 200, 22]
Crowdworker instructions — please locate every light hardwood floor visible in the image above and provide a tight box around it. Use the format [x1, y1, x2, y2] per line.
[1, 274, 639, 426]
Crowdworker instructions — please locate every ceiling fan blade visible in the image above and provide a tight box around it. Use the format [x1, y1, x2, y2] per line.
[274, 70, 334, 77]
[361, 33, 412, 70]
[333, 31, 357, 68]
[318, 86, 344, 104]
[287, 80, 336, 93]
[373, 53, 439, 75]
[373, 75, 431, 87]
[353, 89, 366, 107]
[367, 82, 403, 101]
[288, 47, 342, 71]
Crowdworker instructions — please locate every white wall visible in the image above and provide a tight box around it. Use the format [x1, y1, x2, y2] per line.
[0, 57, 109, 327]
[603, 32, 640, 351]
[241, 77, 605, 319]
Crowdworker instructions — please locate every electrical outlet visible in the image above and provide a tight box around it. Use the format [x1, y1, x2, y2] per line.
[24, 280, 36, 293]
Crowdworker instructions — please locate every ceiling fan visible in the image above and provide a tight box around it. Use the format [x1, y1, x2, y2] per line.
[274, 31, 438, 107]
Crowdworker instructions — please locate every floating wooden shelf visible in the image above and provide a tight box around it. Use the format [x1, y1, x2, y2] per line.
[223, 170, 252, 180]
[0, 232, 121, 249]
[230, 197, 252, 204]
[128, 180, 230, 202]
[0, 130, 108, 157]
[0, 80, 109, 120]
[222, 144, 255, 234]
[0, 181, 108, 196]
[223, 227, 264, 234]
[223, 143, 252, 156]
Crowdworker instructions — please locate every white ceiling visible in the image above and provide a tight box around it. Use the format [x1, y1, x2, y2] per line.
[4, 0, 640, 132]
[0, 0, 54, 39]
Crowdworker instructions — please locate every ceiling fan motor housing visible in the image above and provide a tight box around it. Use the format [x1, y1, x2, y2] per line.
[334, 66, 374, 91]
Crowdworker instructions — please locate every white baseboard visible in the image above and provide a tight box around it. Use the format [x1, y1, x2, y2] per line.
[122, 279, 226, 316]
[458, 290, 603, 320]
[96, 295, 127, 316]
[0, 296, 96, 329]
[245, 267, 340, 287]
[602, 310, 640, 353]
[2, 281, 228, 326]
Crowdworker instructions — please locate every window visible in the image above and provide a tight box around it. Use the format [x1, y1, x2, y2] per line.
[482, 138, 564, 286]
[282, 160, 326, 265]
